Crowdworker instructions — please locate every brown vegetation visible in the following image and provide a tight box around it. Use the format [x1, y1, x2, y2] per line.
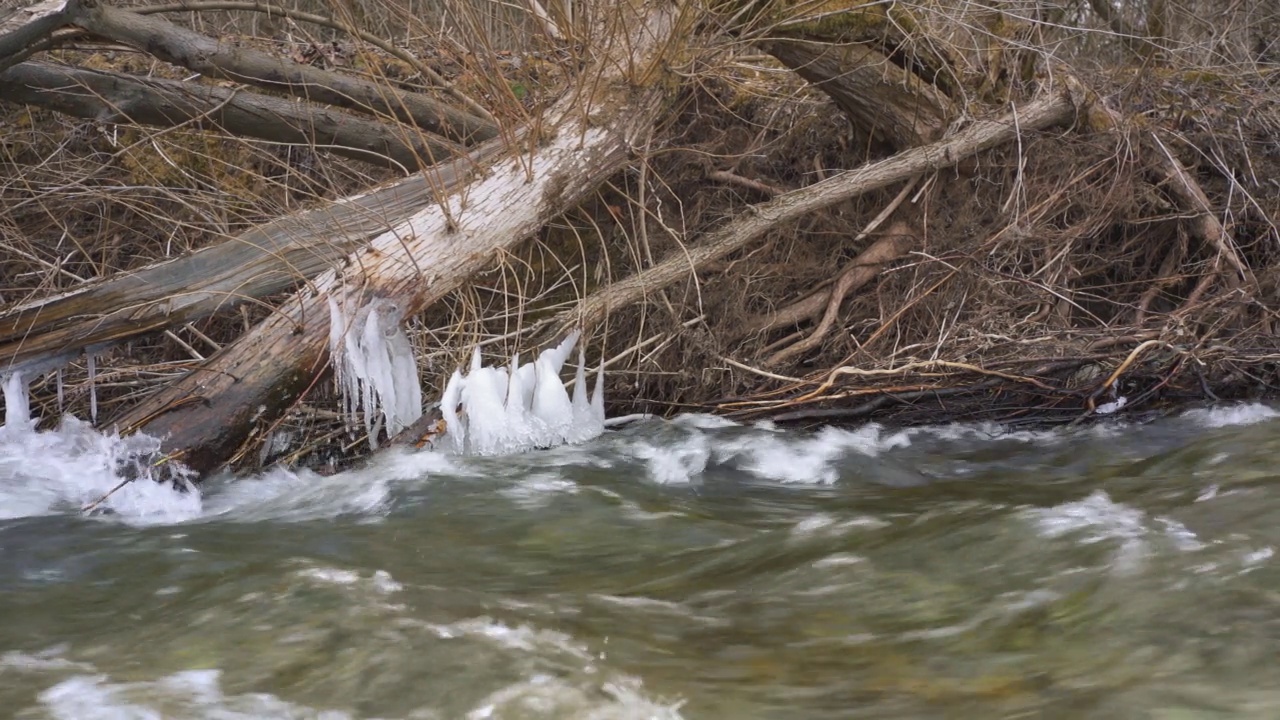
[0, 0, 1278, 475]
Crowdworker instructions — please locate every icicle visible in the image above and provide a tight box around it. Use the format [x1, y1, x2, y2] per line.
[512, 358, 537, 413]
[461, 366, 509, 455]
[55, 368, 64, 415]
[439, 369, 466, 453]
[567, 347, 594, 443]
[504, 354, 544, 452]
[591, 361, 606, 425]
[532, 354, 574, 445]
[87, 353, 97, 424]
[539, 330, 580, 374]
[382, 304, 422, 434]
[327, 295, 351, 424]
[2, 371, 31, 433]
[328, 295, 424, 448]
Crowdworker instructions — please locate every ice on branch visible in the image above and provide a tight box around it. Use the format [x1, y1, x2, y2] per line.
[328, 294, 423, 449]
[438, 331, 605, 456]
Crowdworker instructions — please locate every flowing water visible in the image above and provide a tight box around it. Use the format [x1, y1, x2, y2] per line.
[2, 404, 1280, 719]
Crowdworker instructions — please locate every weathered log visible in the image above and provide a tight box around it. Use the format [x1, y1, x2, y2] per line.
[0, 0, 75, 71]
[72, 2, 496, 143]
[552, 89, 1080, 336]
[0, 60, 464, 169]
[135, 0, 495, 124]
[0, 138, 509, 375]
[110, 3, 682, 474]
[760, 38, 953, 148]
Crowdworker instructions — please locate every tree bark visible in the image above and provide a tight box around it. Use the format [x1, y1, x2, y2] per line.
[110, 5, 682, 474]
[0, 60, 464, 169]
[72, 2, 496, 144]
[0, 0, 76, 71]
[760, 38, 953, 148]
[553, 89, 1080, 336]
[0, 138, 509, 376]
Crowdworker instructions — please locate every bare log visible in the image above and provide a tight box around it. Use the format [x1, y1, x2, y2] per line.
[554, 89, 1080, 335]
[0, 138, 508, 375]
[72, 2, 497, 143]
[0, 0, 76, 71]
[110, 4, 683, 474]
[760, 38, 953, 148]
[0, 60, 464, 170]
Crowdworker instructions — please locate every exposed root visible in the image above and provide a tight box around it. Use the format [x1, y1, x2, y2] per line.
[765, 224, 915, 366]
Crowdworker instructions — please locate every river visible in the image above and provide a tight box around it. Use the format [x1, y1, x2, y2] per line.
[1, 404, 1279, 718]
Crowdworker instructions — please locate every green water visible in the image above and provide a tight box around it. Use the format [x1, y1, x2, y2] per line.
[2, 407, 1280, 718]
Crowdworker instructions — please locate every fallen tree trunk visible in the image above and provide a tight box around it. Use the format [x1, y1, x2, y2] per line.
[552, 89, 1080, 336]
[0, 60, 464, 169]
[0, 0, 499, 143]
[77, 3, 495, 143]
[760, 38, 953, 148]
[0, 138, 508, 375]
[109, 4, 682, 474]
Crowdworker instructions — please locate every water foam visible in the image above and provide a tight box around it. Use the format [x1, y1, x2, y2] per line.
[1180, 402, 1280, 428]
[1025, 490, 1204, 573]
[465, 674, 684, 720]
[1, 371, 201, 524]
[619, 420, 915, 485]
[37, 669, 351, 720]
[739, 425, 910, 484]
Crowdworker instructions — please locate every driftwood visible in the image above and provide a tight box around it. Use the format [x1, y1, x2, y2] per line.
[107, 4, 682, 473]
[0, 60, 464, 170]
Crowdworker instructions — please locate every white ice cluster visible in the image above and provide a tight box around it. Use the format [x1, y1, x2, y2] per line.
[438, 330, 605, 456]
[327, 295, 423, 448]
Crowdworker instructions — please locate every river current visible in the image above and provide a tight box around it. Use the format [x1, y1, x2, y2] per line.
[2, 404, 1279, 718]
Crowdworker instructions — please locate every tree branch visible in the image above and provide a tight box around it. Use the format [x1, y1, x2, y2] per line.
[553, 90, 1079, 336]
[133, 0, 496, 124]
[72, 2, 497, 143]
[0, 0, 77, 71]
[0, 59, 464, 170]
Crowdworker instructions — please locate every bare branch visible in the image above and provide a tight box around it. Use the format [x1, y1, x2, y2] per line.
[554, 90, 1079, 335]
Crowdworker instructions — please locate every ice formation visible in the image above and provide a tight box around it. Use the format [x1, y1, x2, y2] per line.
[328, 294, 423, 448]
[3, 371, 32, 434]
[438, 331, 606, 456]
